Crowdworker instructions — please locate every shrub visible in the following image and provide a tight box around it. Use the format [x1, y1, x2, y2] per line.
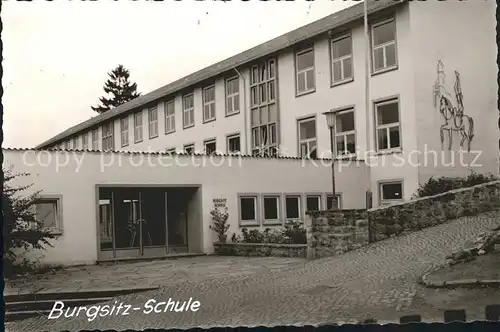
[209, 206, 230, 243]
[282, 221, 307, 244]
[3, 168, 58, 278]
[413, 170, 498, 199]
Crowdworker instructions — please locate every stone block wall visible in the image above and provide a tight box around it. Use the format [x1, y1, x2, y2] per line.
[368, 181, 500, 241]
[213, 243, 307, 258]
[305, 209, 369, 260]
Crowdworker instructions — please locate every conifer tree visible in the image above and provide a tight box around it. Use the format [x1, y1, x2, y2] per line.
[91, 64, 141, 114]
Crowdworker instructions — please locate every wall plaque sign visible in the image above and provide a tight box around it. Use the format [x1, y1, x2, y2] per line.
[213, 198, 227, 208]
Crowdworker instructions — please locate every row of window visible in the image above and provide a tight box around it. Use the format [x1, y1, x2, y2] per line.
[298, 97, 401, 158]
[167, 133, 242, 155]
[294, 17, 398, 95]
[238, 193, 341, 227]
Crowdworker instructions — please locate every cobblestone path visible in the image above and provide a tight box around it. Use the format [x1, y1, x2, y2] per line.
[8, 212, 499, 331]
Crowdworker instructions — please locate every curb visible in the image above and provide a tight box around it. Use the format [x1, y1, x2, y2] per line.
[421, 270, 500, 288]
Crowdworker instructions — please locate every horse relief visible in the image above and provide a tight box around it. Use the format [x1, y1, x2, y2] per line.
[433, 60, 475, 152]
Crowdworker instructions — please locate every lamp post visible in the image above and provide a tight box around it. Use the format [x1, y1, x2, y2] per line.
[324, 111, 338, 211]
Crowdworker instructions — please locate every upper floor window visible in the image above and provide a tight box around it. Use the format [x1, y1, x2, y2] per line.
[375, 99, 401, 151]
[120, 117, 129, 147]
[225, 77, 240, 116]
[72, 137, 78, 150]
[134, 111, 143, 143]
[82, 133, 88, 150]
[148, 107, 158, 139]
[298, 117, 317, 159]
[372, 18, 397, 73]
[335, 109, 356, 156]
[91, 129, 99, 150]
[295, 47, 315, 94]
[202, 86, 216, 122]
[64, 141, 71, 149]
[331, 34, 353, 84]
[227, 134, 241, 154]
[182, 94, 195, 128]
[183, 143, 194, 154]
[165, 100, 175, 134]
[102, 122, 114, 151]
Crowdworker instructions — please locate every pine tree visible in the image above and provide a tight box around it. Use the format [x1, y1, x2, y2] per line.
[91, 64, 141, 114]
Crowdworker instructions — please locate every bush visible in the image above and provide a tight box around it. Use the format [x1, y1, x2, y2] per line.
[232, 221, 307, 244]
[209, 206, 230, 243]
[3, 168, 58, 278]
[413, 170, 498, 199]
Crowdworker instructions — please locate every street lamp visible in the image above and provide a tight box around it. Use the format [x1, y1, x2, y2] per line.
[323, 111, 338, 211]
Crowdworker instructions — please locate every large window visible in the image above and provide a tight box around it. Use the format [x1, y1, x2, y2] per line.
[120, 117, 129, 147]
[91, 129, 99, 150]
[227, 134, 241, 154]
[202, 85, 216, 122]
[335, 109, 356, 155]
[296, 47, 315, 94]
[375, 99, 401, 151]
[326, 194, 342, 210]
[148, 107, 158, 139]
[225, 77, 240, 116]
[306, 195, 321, 212]
[165, 100, 175, 134]
[285, 195, 301, 221]
[134, 111, 143, 143]
[298, 117, 317, 158]
[331, 34, 353, 84]
[239, 195, 258, 225]
[250, 59, 278, 157]
[102, 122, 114, 151]
[35, 197, 62, 231]
[82, 133, 88, 150]
[203, 139, 216, 155]
[183, 94, 195, 128]
[379, 181, 403, 205]
[262, 195, 280, 224]
[372, 18, 397, 73]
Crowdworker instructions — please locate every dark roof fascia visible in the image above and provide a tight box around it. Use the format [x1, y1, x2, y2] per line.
[35, 0, 404, 149]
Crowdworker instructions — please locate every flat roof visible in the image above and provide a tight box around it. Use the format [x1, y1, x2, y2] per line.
[36, 0, 403, 149]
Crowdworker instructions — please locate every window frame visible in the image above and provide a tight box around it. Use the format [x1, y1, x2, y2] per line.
[165, 148, 176, 155]
[238, 194, 259, 227]
[91, 129, 99, 150]
[284, 194, 302, 222]
[182, 93, 195, 129]
[225, 76, 240, 116]
[334, 108, 356, 156]
[378, 180, 404, 205]
[134, 111, 143, 143]
[101, 122, 114, 151]
[305, 193, 322, 212]
[374, 97, 402, 152]
[203, 138, 217, 155]
[371, 17, 398, 74]
[226, 133, 241, 154]
[183, 143, 195, 154]
[72, 137, 78, 150]
[330, 33, 354, 86]
[82, 133, 88, 150]
[35, 195, 63, 234]
[297, 116, 317, 159]
[324, 193, 343, 210]
[120, 116, 129, 147]
[295, 46, 316, 96]
[261, 193, 282, 226]
[148, 106, 159, 139]
[164, 100, 176, 134]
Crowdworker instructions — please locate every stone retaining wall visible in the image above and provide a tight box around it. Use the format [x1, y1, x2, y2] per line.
[368, 180, 500, 241]
[305, 209, 369, 260]
[213, 242, 307, 258]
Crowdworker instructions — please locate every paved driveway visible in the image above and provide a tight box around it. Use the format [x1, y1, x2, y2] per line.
[9, 212, 500, 331]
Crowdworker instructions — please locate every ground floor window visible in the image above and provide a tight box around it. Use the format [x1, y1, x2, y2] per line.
[239, 195, 258, 225]
[326, 194, 342, 210]
[379, 181, 403, 205]
[35, 197, 62, 231]
[263, 195, 280, 224]
[305, 195, 321, 212]
[285, 195, 301, 221]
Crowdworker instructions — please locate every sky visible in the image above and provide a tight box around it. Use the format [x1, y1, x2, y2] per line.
[3, 0, 356, 148]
